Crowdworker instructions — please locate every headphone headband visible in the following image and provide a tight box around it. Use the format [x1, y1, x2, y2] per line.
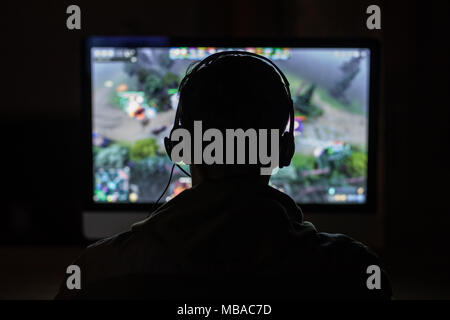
[165, 50, 296, 169]
[174, 50, 294, 136]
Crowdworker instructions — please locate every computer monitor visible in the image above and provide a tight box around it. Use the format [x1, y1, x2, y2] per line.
[83, 37, 378, 213]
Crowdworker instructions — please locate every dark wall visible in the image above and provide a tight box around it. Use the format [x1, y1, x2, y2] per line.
[396, 1, 449, 253]
[1, 1, 448, 254]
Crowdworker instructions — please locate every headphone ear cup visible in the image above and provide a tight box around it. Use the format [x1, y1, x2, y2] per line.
[164, 137, 173, 161]
[279, 133, 295, 168]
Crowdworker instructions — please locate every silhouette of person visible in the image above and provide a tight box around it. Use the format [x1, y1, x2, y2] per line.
[56, 52, 391, 300]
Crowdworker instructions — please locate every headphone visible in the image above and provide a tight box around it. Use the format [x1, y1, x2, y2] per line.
[164, 50, 295, 173]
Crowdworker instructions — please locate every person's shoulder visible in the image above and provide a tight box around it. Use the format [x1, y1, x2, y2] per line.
[54, 230, 135, 299]
[87, 229, 134, 250]
[313, 232, 379, 269]
[316, 232, 371, 251]
[85, 229, 138, 267]
[313, 232, 392, 299]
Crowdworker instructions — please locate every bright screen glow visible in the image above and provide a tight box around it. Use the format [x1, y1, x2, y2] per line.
[91, 46, 371, 204]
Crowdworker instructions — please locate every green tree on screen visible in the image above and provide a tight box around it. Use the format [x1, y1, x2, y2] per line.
[344, 151, 367, 177]
[130, 138, 159, 161]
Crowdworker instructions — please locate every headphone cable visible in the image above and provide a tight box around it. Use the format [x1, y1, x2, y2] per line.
[176, 164, 191, 177]
[149, 163, 191, 217]
[150, 163, 176, 215]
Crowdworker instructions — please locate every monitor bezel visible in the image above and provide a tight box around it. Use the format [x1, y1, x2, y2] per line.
[82, 36, 380, 214]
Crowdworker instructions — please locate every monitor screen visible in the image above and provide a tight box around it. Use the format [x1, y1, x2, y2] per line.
[88, 40, 373, 206]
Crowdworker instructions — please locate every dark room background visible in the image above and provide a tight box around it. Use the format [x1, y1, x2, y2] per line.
[1, 0, 449, 299]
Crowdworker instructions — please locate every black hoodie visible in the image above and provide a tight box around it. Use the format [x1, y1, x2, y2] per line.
[56, 179, 391, 299]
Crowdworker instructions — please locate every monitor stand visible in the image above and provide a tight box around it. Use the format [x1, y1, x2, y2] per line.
[82, 211, 148, 240]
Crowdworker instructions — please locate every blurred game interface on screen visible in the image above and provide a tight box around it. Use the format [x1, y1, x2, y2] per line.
[91, 46, 370, 204]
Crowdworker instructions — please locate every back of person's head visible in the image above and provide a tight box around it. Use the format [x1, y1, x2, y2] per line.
[179, 54, 290, 132]
[177, 53, 292, 179]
